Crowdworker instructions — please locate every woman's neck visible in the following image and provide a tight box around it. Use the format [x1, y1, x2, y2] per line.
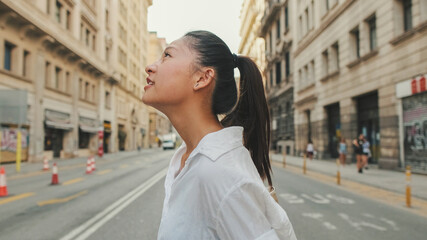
[165, 105, 223, 156]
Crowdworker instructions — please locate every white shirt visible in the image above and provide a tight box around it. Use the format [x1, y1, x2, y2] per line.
[306, 143, 314, 152]
[158, 127, 297, 240]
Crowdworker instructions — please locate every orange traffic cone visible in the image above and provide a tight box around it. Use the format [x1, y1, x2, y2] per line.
[42, 156, 50, 171]
[51, 163, 59, 185]
[91, 156, 96, 171]
[86, 157, 92, 174]
[0, 166, 8, 197]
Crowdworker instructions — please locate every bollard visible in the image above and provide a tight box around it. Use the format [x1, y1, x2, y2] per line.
[336, 158, 341, 185]
[406, 166, 411, 208]
[303, 154, 307, 174]
[282, 151, 286, 168]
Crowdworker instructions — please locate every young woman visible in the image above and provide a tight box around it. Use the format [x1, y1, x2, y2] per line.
[362, 137, 370, 170]
[338, 138, 347, 166]
[306, 140, 314, 160]
[143, 31, 296, 239]
[353, 134, 365, 173]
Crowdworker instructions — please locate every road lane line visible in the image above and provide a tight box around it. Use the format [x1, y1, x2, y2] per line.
[37, 190, 88, 207]
[60, 168, 168, 240]
[62, 178, 85, 186]
[95, 169, 112, 175]
[0, 192, 35, 205]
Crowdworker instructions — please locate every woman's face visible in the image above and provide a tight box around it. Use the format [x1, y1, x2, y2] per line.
[142, 37, 198, 109]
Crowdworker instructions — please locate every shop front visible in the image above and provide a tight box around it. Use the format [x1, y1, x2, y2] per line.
[103, 121, 112, 153]
[78, 116, 99, 156]
[357, 92, 380, 164]
[397, 74, 427, 173]
[44, 109, 73, 159]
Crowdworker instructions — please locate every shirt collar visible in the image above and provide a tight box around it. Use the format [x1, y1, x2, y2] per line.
[180, 126, 244, 162]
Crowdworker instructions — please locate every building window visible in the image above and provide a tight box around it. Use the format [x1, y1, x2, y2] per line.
[105, 9, 109, 28]
[285, 51, 290, 78]
[331, 42, 339, 72]
[311, 1, 315, 29]
[284, 6, 289, 31]
[85, 29, 90, 46]
[366, 15, 377, 51]
[299, 15, 303, 40]
[55, 0, 62, 23]
[350, 27, 360, 59]
[55, 67, 61, 89]
[23, 50, 30, 77]
[304, 8, 309, 34]
[310, 60, 315, 83]
[276, 61, 281, 85]
[105, 91, 111, 109]
[4, 41, 15, 71]
[66, 10, 71, 30]
[403, 0, 412, 31]
[276, 19, 280, 40]
[92, 34, 96, 51]
[65, 72, 70, 93]
[92, 84, 96, 102]
[85, 82, 90, 100]
[79, 78, 83, 98]
[45, 61, 51, 86]
[269, 31, 272, 52]
[106, 46, 110, 62]
[322, 49, 329, 77]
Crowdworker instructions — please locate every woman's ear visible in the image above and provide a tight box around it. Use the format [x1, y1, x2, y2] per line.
[194, 68, 215, 91]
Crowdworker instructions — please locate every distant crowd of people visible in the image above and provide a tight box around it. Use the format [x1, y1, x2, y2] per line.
[306, 133, 371, 173]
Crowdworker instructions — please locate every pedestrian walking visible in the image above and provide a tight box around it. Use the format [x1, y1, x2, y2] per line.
[338, 137, 347, 166]
[306, 140, 314, 160]
[362, 136, 371, 170]
[353, 134, 365, 173]
[142, 30, 296, 240]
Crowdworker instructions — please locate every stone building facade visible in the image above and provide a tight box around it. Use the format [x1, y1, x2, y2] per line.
[291, 0, 427, 171]
[0, 0, 152, 162]
[258, 0, 295, 155]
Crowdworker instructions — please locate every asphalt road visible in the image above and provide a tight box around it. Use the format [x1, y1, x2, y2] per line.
[1, 149, 426, 240]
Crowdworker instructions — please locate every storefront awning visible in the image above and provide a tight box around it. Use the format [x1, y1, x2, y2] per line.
[45, 109, 73, 130]
[79, 116, 99, 133]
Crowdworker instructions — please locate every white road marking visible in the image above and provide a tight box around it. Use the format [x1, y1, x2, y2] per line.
[326, 194, 355, 204]
[380, 217, 399, 231]
[302, 213, 337, 230]
[280, 193, 305, 204]
[302, 194, 330, 204]
[60, 168, 168, 240]
[338, 213, 387, 231]
[323, 222, 337, 230]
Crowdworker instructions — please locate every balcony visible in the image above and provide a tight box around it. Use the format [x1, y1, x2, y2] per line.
[259, 0, 285, 37]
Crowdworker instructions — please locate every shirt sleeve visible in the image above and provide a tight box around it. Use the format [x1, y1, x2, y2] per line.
[215, 181, 297, 240]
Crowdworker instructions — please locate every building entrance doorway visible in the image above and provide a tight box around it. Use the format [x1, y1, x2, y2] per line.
[357, 92, 380, 163]
[326, 103, 340, 159]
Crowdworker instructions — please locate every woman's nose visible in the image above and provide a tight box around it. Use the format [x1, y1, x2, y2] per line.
[145, 63, 156, 74]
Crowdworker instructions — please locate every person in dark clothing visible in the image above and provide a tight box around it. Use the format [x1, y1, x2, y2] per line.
[353, 134, 365, 173]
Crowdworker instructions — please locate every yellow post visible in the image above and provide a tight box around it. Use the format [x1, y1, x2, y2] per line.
[303, 154, 307, 174]
[336, 158, 341, 185]
[16, 130, 21, 173]
[282, 151, 286, 168]
[406, 166, 411, 208]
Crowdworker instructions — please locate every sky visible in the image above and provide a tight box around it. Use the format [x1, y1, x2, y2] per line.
[147, 0, 244, 54]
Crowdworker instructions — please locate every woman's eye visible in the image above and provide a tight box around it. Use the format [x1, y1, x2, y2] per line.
[163, 52, 171, 58]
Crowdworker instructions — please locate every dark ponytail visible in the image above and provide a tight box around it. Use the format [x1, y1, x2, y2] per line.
[184, 31, 272, 187]
[221, 56, 272, 187]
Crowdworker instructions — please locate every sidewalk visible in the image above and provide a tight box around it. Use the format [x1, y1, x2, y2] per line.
[270, 153, 427, 201]
[0, 148, 162, 178]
